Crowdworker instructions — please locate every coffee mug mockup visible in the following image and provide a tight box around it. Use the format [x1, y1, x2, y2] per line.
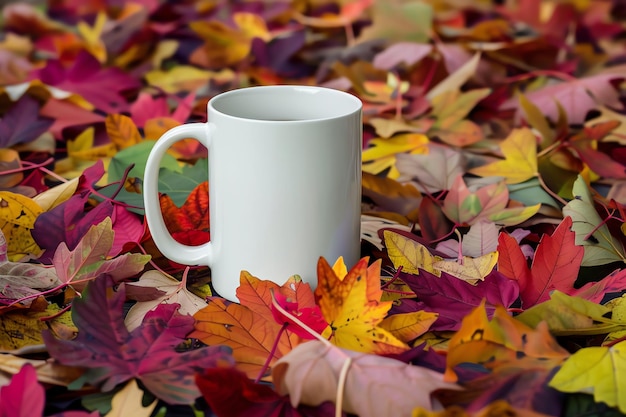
[143, 85, 363, 302]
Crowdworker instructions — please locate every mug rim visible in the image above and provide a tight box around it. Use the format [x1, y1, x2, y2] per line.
[207, 85, 362, 123]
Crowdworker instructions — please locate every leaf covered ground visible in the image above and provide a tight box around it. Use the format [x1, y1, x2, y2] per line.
[1, 0, 626, 416]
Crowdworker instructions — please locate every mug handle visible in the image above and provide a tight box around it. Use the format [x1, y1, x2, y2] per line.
[143, 123, 213, 267]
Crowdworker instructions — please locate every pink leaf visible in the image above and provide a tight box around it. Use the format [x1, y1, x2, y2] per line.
[0, 364, 44, 417]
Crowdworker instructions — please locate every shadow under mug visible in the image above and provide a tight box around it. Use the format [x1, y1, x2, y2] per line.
[143, 85, 363, 302]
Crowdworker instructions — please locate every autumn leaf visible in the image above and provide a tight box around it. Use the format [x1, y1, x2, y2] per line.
[442, 175, 541, 227]
[42, 275, 234, 405]
[549, 340, 626, 413]
[105, 114, 143, 150]
[104, 380, 158, 417]
[470, 128, 539, 184]
[0, 191, 43, 261]
[383, 229, 443, 275]
[314, 257, 409, 354]
[400, 269, 519, 331]
[563, 175, 626, 266]
[356, 0, 433, 44]
[516, 290, 622, 336]
[29, 51, 140, 113]
[0, 95, 53, 148]
[124, 270, 207, 331]
[52, 217, 150, 289]
[196, 366, 339, 417]
[191, 272, 305, 379]
[445, 302, 569, 382]
[159, 181, 209, 244]
[190, 12, 271, 69]
[362, 133, 429, 178]
[272, 340, 460, 416]
[0, 364, 44, 417]
[395, 143, 465, 194]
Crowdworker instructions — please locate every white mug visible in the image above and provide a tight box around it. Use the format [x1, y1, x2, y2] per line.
[143, 85, 363, 302]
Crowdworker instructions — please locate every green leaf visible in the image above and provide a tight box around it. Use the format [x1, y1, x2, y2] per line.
[563, 176, 626, 266]
[508, 178, 560, 209]
[108, 141, 181, 184]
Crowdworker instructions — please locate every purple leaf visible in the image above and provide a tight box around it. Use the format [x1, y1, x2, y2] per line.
[399, 269, 520, 331]
[42, 275, 234, 405]
[0, 364, 44, 417]
[31, 194, 113, 262]
[0, 96, 53, 148]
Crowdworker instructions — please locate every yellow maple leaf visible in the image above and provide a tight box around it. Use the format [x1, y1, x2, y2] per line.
[379, 311, 438, 344]
[315, 256, 409, 354]
[0, 192, 43, 261]
[470, 127, 539, 184]
[549, 340, 626, 413]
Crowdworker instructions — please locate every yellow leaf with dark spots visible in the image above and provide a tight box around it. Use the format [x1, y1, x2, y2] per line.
[0, 191, 43, 260]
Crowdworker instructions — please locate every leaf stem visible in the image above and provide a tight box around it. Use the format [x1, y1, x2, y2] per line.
[536, 174, 568, 206]
[0, 157, 56, 176]
[270, 289, 332, 347]
[254, 322, 288, 383]
[336, 357, 352, 417]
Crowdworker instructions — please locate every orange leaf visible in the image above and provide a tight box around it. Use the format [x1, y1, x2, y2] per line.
[190, 298, 284, 378]
[159, 181, 209, 235]
[192, 273, 305, 379]
[444, 301, 569, 382]
[105, 114, 143, 150]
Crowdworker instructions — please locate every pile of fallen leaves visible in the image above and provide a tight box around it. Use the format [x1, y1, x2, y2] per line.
[0, 0, 626, 415]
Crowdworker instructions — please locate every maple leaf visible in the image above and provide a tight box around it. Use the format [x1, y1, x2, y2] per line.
[191, 273, 305, 379]
[42, 275, 234, 405]
[52, 217, 150, 289]
[314, 257, 408, 354]
[129, 92, 195, 127]
[445, 302, 570, 382]
[0, 95, 53, 148]
[105, 114, 143, 150]
[29, 51, 140, 113]
[399, 269, 519, 331]
[273, 340, 460, 416]
[497, 217, 584, 308]
[190, 12, 271, 69]
[516, 291, 623, 336]
[549, 340, 626, 414]
[395, 143, 465, 194]
[159, 181, 209, 243]
[470, 128, 539, 184]
[502, 72, 624, 124]
[31, 194, 113, 262]
[563, 175, 626, 266]
[442, 175, 541, 227]
[196, 366, 340, 417]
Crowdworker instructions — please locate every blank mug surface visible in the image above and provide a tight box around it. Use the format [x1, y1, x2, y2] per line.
[144, 86, 362, 302]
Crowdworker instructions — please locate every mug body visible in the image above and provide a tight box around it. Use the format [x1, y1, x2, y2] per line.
[207, 86, 362, 301]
